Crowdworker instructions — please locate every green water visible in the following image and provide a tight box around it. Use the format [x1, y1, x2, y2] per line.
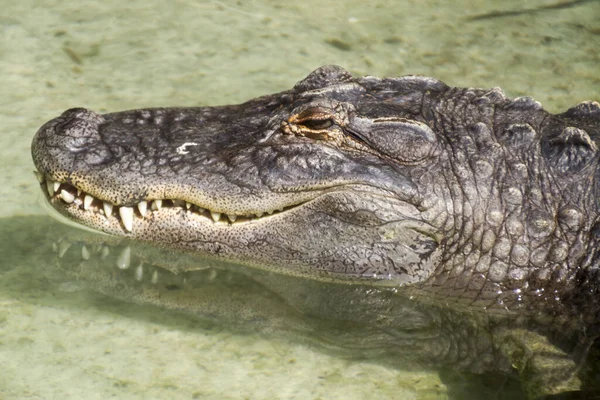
[1, 0, 598, 398]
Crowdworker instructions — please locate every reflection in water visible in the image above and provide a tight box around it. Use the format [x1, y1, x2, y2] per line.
[2, 216, 599, 399]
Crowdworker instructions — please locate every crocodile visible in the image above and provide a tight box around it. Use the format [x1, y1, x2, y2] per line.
[31, 65, 600, 397]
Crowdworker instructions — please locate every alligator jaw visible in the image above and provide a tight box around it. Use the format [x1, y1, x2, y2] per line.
[33, 166, 442, 285]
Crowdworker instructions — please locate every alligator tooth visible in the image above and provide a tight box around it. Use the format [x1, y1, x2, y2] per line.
[46, 180, 55, 197]
[77, 189, 82, 196]
[119, 207, 134, 232]
[151, 199, 162, 211]
[185, 202, 192, 210]
[151, 270, 158, 284]
[83, 194, 94, 210]
[53, 181, 61, 193]
[34, 171, 44, 183]
[267, 210, 273, 215]
[211, 211, 221, 222]
[81, 245, 90, 260]
[116, 246, 131, 269]
[103, 202, 113, 217]
[227, 214, 237, 222]
[58, 241, 71, 257]
[60, 189, 75, 204]
[100, 246, 110, 260]
[255, 212, 263, 218]
[137, 201, 148, 217]
[135, 263, 143, 281]
[197, 207, 205, 214]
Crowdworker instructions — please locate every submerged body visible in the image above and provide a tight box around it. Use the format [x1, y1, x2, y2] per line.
[31, 66, 600, 397]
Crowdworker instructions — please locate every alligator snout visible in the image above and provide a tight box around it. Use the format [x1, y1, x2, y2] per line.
[32, 108, 114, 183]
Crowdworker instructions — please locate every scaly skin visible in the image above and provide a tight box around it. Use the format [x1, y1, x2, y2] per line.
[31, 65, 600, 314]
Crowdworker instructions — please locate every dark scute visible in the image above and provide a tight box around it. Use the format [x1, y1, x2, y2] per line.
[543, 127, 597, 174]
[561, 101, 600, 121]
[497, 123, 537, 148]
[559, 101, 600, 143]
[505, 96, 543, 112]
[294, 65, 354, 92]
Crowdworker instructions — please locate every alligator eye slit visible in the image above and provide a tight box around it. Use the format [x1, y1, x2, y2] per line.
[38, 174, 296, 230]
[301, 119, 333, 130]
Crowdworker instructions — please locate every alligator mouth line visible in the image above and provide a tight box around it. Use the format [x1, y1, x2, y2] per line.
[34, 170, 296, 233]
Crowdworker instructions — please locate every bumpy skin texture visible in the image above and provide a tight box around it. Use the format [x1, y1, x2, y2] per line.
[32, 65, 600, 312]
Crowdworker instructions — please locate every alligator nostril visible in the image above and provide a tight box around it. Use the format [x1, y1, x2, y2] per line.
[31, 107, 111, 177]
[59, 108, 104, 123]
[53, 108, 105, 152]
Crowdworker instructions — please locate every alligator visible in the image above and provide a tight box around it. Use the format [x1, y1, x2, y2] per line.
[31, 65, 600, 398]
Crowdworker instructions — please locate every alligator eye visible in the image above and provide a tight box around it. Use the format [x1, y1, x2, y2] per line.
[301, 119, 333, 130]
[283, 106, 337, 138]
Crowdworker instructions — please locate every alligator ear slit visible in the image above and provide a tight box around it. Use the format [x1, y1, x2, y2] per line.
[344, 116, 437, 164]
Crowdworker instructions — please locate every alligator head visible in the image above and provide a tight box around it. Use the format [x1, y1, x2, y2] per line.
[31, 65, 600, 305]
